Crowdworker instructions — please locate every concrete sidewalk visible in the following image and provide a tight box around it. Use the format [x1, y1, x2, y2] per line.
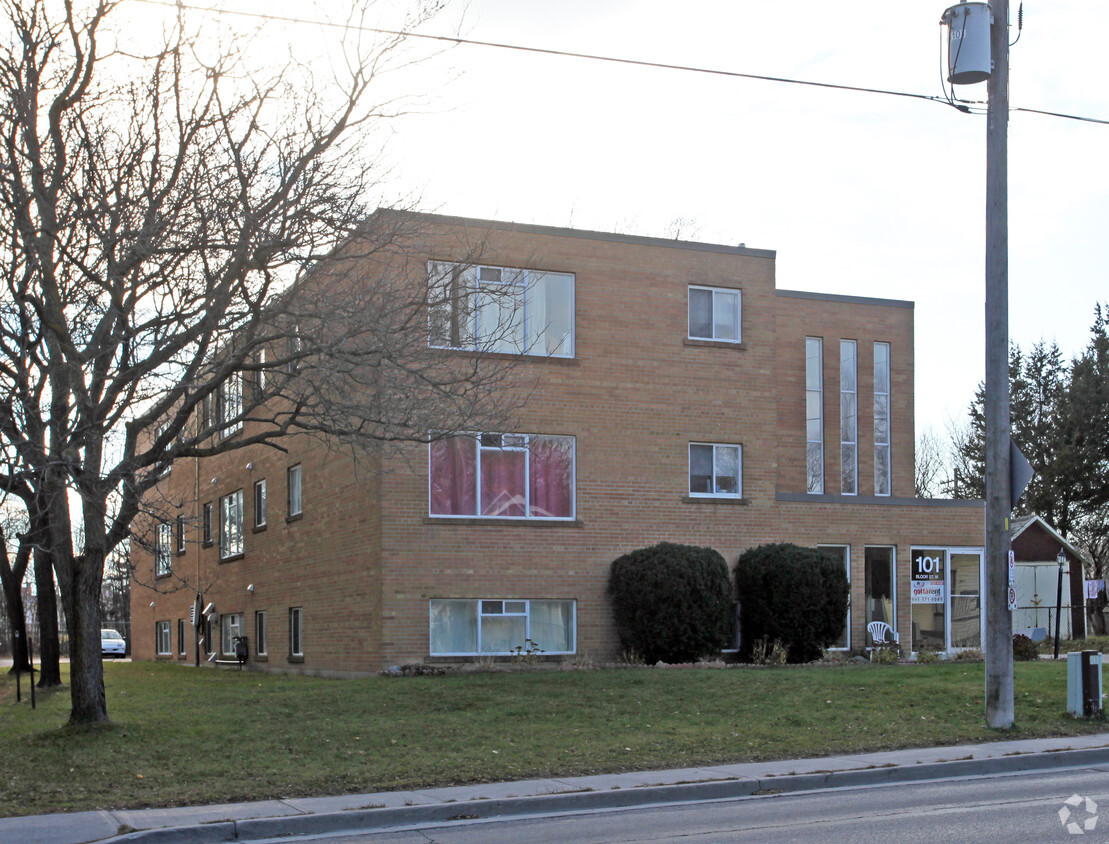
[5, 732, 1109, 844]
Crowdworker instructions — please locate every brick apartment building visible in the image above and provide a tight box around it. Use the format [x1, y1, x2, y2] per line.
[129, 212, 985, 673]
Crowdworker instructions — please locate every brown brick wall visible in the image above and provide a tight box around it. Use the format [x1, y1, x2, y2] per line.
[130, 213, 985, 672]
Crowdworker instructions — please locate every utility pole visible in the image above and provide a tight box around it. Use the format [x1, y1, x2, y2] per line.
[984, 0, 1014, 729]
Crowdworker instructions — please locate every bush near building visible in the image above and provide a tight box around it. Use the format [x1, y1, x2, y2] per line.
[735, 543, 849, 664]
[607, 542, 733, 664]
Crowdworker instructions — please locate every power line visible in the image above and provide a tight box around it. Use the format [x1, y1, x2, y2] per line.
[135, 0, 1107, 125]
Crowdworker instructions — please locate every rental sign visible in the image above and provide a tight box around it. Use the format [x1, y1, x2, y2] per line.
[912, 550, 946, 604]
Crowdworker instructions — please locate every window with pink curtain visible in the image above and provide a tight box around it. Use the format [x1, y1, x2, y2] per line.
[430, 433, 574, 519]
[480, 445, 526, 516]
[429, 436, 477, 515]
[529, 436, 574, 517]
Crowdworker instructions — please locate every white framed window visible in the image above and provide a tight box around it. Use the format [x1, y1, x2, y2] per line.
[202, 502, 213, 546]
[429, 598, 576, 656]
[289, 607, 304, 656]
[865, 546, 896, 644]
[175, 515, 186, 554]
[429, 433, 575, 519]
[221, 612, 242, 656]
[806, 337, 824, 494]
[155, 522, 172, 576]
[428, 262, 574, 357]
[219, 490, 244, 559]
[155, 621, 171, 655]
[253, 479, 267, 528]
[178, 619, 186, 656]
[818, 545, 851, 649]
[840, 340, 858, 495]
[287, 465, 302, 517]
[217, 372, 242, 436]
[688, 285, 741, 343]
[874, 342, 891, 496]
[688, 443, 742, 497]
[255, 611, 268, 657]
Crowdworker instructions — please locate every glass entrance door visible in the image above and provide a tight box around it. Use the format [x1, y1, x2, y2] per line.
[911, 548, 946, 652]
[949, 551, 982, 649]
[910, 547, 984, 653]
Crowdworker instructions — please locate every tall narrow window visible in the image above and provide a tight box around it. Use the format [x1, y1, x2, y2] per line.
[155, 621, 171, 655]
[202, 502, 213, 546]
[255, 611, 268, 657]
[175, 515, 186, 554]
[874, 342, 891, 496]
[865, 546, 896, 643]
[287, 465, 302, 518]
[840, 340, 858, 495]
[155, 522, 172, 576]
[217, 373, 242, 436]
[818, 545, 850, 649]
[254, 479, 267, 528]
[178, 619, 186, 656]
[219, 490, 244, 559]
[805, 337, 824, 494]
[289, 607, 304, 657]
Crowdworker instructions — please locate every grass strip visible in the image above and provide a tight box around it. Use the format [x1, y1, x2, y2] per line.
[0, 659, 1104, 817]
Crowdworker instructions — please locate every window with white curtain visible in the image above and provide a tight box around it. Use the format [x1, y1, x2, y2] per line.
[429, 599, 576, 655]
[428, 262, 574, 357]
[219, 490, 244, 559]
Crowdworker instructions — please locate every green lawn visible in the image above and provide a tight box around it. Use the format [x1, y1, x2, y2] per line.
[0, 659, 1104, 817]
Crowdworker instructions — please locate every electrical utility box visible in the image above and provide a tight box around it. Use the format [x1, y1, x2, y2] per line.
[1067, 651, 1104, 717]
[941, 2, 992, 84]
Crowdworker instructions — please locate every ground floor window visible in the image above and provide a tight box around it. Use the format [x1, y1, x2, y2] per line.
[819, 545, 850, 649]
[177, 619, 186, 656]
[429, 598, 576, 655]
[221, 613, 242, 656]
[865, 546, 895, 644]
[289, 607, 304, 656]
[255, 611, 268, 656]
[155, 621, 171, 655]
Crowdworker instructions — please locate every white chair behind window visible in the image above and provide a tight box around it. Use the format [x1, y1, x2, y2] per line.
[867, 620, 899, 646]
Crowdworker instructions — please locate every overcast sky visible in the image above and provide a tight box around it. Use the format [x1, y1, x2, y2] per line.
[141, 0, 1109, 440]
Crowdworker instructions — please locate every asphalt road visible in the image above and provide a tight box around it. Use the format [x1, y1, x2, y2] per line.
[279, 766, 1109, 844]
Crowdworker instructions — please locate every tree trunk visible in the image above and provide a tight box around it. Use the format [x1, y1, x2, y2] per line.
[1, 584, 30, 673]
[58, 552, 108, 723]
[35, 546, 62, 687]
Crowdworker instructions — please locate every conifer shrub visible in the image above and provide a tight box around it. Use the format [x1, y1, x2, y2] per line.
[607, 542, 733, 664]
[734, 543, 849, 664]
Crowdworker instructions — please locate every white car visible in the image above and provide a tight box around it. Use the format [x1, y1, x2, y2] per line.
[101, 629, 126, 658]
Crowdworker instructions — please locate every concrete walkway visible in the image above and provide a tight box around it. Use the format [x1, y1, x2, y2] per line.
[5, 732, 1109, 844]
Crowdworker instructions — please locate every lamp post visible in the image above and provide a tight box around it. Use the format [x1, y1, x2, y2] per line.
[1054, 548, 1066, 660]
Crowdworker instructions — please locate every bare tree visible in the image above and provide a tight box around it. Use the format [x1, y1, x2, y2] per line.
[0, 1, 523, 723]
[914, 425, 947, 498]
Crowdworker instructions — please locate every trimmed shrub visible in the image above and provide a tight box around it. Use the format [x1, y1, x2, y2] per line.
[734, 543, 849, 664]
[607, 542, 733, 664]
[1013, 633, 1039, 661]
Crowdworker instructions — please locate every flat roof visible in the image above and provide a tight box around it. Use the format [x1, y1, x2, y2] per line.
[392, 210, 777, 260]
[776, 288, 914, 309]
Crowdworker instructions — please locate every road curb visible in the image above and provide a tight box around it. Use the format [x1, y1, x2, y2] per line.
[106, 745, 1109, 843]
